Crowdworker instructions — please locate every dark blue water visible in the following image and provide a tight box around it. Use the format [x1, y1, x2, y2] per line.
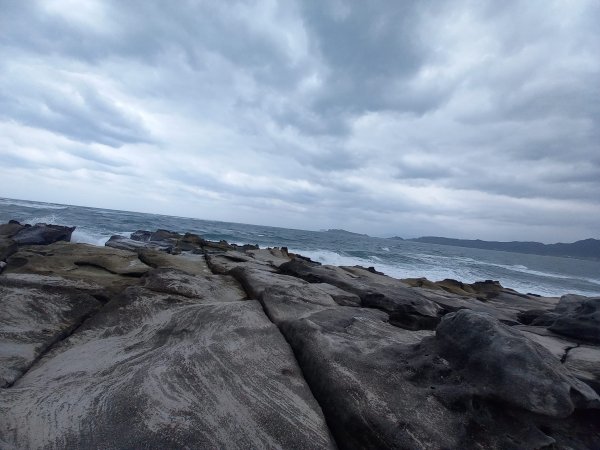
[1, 197, 599, 297]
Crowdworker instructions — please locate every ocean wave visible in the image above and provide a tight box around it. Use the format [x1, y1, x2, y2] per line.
[70, 228, 130, 246]
[0, 199, 68, 210]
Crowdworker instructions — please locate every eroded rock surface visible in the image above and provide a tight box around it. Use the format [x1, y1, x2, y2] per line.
[1, 220, 599, 449]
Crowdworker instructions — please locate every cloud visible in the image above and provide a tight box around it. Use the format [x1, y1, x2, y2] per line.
[0, 0, 598, 242]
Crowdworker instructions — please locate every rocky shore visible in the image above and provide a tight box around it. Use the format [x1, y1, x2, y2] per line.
[1, 220, 599, 449]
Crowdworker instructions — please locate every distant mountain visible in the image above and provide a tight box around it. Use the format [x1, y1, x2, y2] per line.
[322, 229, 369, 237]
[408, 236, 600, 260]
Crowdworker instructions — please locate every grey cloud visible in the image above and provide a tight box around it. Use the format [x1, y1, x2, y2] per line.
[0, 0, 598, 240]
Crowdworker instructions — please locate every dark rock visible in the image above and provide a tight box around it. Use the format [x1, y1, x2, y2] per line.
[549, 295, 600, 344]
[0, 238, 17, 261]
[0, 277, 101, 387]
[130, 230, 152, 242]
[0, 221, 26, 238]
[279, 307, 461, 449]
[11, 223, 75, 245]
[436, 310, 600, 417]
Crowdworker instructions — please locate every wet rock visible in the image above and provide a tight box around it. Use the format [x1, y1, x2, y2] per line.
[11, 223, 75, 246]
[0, 278, 101, 387]
[549, 295, 600, 344]
[0, 289, 334, 449]
[436, 309, 600, 417]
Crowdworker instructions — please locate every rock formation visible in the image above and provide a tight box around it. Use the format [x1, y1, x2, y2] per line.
[0, 220, 598, 449]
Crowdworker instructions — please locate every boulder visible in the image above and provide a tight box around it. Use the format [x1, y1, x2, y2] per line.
[436, 310, 600, 418]
[0, 288, 335, 449]
[549, 295, 600, 344]
[11, 223, 75, 245]
[0, 277, 101, 387]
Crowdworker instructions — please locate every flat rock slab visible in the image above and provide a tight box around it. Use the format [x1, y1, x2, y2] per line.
[0, 289, 334, 449]
[4, 242, 151, 293]
[0, 278, 101, 388]
[143, 268, 247, 301]
[207, 251, 279, 274]
[138, 249, 211, 275]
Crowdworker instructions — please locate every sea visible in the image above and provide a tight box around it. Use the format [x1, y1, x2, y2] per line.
[1, 197, 599, 298]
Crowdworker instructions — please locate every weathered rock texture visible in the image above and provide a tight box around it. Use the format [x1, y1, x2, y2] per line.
[1, 221, 599, 449]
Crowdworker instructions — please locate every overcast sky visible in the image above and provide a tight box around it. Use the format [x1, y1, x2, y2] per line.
[1, 0, 599, 242]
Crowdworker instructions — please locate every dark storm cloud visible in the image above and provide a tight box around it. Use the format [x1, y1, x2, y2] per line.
[0, 0, 598, 241]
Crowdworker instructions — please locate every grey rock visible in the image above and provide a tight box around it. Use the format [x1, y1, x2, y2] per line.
[0, 221, 25, 238]
[279, 307, 461, 449]
[137, 248, 211, 275]
[565, 345, 600, 393]
[11, 223, 75, 245]
[142, 268, 246, 301]
[261, 284, 339, 324]
[436, 310, 600, 418]
[4, 242, 151, 294]
[105, 235, 171, 252]
[229, 266, 308, 299]
[0, 278, 101, 387]
[130, 230, 152, 242]
[207, 250, 279, 274]
[312, 282, 361, 306]
[0, 288, 334, 449]
[0, 238, 17, 261]
[549, 295, 600, 344]
[280, 260, 443, 330]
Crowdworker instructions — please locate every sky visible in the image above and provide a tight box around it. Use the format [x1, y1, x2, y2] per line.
[0, 0, 599, 242]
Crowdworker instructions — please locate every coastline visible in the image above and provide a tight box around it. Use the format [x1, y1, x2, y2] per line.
[1, 220, 599, 448]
